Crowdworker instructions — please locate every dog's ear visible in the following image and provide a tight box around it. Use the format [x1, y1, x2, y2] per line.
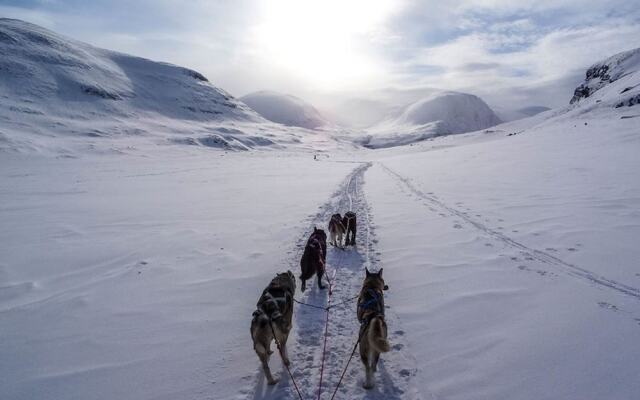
[314, 226, 318, 233]
[365, 267, 370, 276]
[378, 268, 383, 277]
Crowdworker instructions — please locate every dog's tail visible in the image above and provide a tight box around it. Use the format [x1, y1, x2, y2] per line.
[368, 316, 390, 353]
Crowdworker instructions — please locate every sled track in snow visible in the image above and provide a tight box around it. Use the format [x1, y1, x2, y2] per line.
[380, 163, 640, 301]
[245, 162, 422, 400]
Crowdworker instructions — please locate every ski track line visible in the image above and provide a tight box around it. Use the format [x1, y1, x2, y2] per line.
[241, 162, 423, 400]
[379, 163, 640, 301]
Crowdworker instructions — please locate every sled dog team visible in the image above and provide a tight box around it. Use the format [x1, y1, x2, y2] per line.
[250, 211, 391, 390]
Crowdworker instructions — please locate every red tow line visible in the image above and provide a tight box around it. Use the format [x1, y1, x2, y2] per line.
[317, 251, 339, 400]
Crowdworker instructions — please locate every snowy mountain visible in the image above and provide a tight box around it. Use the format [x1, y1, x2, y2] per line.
[569, 47, 640, 108]
[0, 19, 321, 154]
[315, 87, 441, 128]
[360, 91, 502, 148]
[240, 91, 328, 129]
[494, 105, 551, 122]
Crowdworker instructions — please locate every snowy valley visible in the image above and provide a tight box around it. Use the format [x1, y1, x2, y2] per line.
[1, 18, 640, 400]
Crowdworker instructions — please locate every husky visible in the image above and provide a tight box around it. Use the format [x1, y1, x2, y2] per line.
[250, 270, 296, 385]
[357, 268, 390, 389]
[300, 227, 327, 292]
[342, 211, 357, 246]
[328, 213, 346, 247]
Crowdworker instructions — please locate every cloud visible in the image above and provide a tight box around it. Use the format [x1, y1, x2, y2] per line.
[1, 0, 640, 111]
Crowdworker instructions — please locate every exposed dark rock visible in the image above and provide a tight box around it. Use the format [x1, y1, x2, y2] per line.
[81, 85, 122, 100]
[185, 69, 209, 82]
[615, 94, 640, 108]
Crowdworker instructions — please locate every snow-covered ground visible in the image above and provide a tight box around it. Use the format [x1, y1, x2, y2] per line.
[1, 18, 640, 400]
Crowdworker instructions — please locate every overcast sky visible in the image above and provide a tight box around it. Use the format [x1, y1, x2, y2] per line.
[2, 0, 640, 110]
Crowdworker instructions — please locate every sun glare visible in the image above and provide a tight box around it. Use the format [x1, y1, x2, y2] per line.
[253, 0, 398, 90]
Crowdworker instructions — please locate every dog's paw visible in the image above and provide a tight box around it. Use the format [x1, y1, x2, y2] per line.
[267, 378, 280, 386]
[363, 382, 374, 390]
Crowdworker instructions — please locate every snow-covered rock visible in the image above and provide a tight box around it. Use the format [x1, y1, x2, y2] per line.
[360, 91, 501, 148]
[240, 91, 327, 129]
[570, 47, 640, 108]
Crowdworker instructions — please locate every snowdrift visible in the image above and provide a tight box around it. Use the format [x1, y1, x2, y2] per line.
[360, 91, 502, 148]
[240, 91, 327, 129]
[0, 19, 319, 155]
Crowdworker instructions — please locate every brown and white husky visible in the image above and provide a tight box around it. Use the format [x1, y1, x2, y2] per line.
[328, 213, 346, 247]
[250, 271, 296, 385]
[357, 268, 390, 389]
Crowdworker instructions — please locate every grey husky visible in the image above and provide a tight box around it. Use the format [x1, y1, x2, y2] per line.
[250, 270, 296, 385]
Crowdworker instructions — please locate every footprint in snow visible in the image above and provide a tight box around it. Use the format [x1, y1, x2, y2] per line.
[392, 343, 404, 351]
[394, 330, 405, 336]
[399, 369, 412, 377]
[598, 301, 619, 311]
[567, 247, 578, 252]
[453, 224, 462, 229]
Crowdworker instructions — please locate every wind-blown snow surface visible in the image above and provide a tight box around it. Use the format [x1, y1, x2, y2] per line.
[240, 91, 328, 129]
[361, 91, 501, 148]
[0, 19, 332, 155]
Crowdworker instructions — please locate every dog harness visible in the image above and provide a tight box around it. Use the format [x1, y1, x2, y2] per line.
[358, 288, 385, 324]
[255, 287, 292, 321]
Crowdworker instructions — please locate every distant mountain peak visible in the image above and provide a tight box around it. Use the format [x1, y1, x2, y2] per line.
[240, 91, 327, 129]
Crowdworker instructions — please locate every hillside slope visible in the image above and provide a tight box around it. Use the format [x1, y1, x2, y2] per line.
[240, 91, 327, 129]
[0, 19, 320, 154]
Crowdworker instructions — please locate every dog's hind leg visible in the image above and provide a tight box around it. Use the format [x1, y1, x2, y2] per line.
[256, 343, 278, 385]
[371, 350, 380, 372]
[278, 332, 291, 366]
[317, 270, 326, 290]
[360, 343, 374, 389]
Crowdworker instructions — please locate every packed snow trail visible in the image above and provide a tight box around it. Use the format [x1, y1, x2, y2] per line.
[241, 163, 422, 400]
[380, 163, 640, 301]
